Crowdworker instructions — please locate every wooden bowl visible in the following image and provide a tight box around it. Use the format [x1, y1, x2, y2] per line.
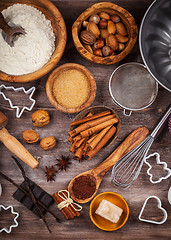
[0, 0, 67, 83]
[89, 192, 129, 231]
[72, 2, 138, 65]
[46, 63, 96, 113]
[70, 106, 121, 148]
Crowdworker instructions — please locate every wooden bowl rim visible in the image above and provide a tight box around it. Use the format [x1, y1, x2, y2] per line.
[72, 1, 138, 65]
[89, 191, 129, 231]
[46, 63, 97, 113]
[70, 105, 121, 148]
[0, 0, 67, 83]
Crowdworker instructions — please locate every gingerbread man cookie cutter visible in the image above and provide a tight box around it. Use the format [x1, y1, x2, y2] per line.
[138, 196, 168, 225]
[0, 205, 19, 233]
[0, 84, 36, 118]
[145, 152, 171, 184]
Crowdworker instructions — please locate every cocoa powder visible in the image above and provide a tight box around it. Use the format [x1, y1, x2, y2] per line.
[72, 175, 96, 200]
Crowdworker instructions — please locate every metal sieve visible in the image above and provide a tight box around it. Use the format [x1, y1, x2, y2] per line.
[109, 62, 158, 116]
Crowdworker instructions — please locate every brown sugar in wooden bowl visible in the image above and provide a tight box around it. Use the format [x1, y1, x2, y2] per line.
[0, 0, 67, 83]
[46, 63, 96, 113]
[72, 2, 138, 65]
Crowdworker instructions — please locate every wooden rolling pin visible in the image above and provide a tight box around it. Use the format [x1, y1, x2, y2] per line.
[0, 111, 38, 168]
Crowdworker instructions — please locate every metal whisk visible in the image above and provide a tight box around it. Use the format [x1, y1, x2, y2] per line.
[112, 104, 171, 189]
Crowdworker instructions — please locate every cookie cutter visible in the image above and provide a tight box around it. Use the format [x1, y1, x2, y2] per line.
[0, 205, 19, 233]
[145, 152, 171, 184]
[138, 196, 168, 225]
[0, 184, 2, 196]
[168, 186, 171, 205]
[0, 84, 36, 118]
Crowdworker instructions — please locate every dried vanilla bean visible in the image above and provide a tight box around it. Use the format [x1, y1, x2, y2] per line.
[12, 156, 51, 233]
[0, 171, 59, 222]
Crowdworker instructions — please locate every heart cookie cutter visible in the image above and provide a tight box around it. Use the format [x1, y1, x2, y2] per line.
[0, 205, 19, 233]
[145, 152, 171, 184]
[0, 84, 36, 118]
[138, 196, 168, 225]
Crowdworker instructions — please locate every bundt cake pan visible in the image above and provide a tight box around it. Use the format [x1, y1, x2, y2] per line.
[139, 0, 171, 92]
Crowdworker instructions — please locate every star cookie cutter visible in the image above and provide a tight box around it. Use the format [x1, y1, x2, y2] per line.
[0, 205, 19, 233]
[0, 84, 36, 118]
[144, 152, 171, 184]
[139, 196, 168, 225]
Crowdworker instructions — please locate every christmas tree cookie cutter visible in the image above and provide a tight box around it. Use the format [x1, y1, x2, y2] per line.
[0, 84, 36, 118]
[0, 205, 19, 233]
[144, 152, 171, 184]
[138, 196, 168, 225]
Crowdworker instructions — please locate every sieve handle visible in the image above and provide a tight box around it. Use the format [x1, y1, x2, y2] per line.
[123, 109, 132, 116]
[151, 103, 171, 139]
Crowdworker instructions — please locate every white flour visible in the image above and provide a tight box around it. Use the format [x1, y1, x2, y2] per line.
[0, 4, 55, 75]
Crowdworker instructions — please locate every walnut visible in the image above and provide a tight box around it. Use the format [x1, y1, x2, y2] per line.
[22, 130, 39, 143]
[40, 136, 56, 150]
[32, 110, 50, 127]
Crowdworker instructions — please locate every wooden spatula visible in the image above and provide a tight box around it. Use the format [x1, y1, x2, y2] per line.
[0, 12, 25, 47]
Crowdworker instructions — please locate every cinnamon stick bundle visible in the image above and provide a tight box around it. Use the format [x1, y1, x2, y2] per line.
[69, 114, 115, 137]
[52, 191, 80, 220]
[68, 110, 119, 161]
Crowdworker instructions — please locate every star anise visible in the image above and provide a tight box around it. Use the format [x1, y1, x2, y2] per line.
[56, 155, 71, 171]
[45, 166, 58, 182]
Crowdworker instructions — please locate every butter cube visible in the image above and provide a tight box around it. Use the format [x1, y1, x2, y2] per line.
[95, 199, 123, 223]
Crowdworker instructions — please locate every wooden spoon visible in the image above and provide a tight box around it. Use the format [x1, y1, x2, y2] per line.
[68, 126, 149, 203]
[0, 12, 25, 47]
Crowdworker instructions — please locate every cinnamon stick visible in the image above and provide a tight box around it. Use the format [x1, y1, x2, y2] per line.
[70, 110, 112, 126]
[86, 126, 116, 160]
[52, 192, 74, 220]
[69, 142, 76, 153]
[74, 139, 87, 161]
[89, 125, 112, 150]
[86, 133, 98, 145]
[69, 114, 115, 137]
[72, 135, 82, 142]
[75, 138, 85, 148]
[62, 190, 80, 217]
[80, 117, 118, 138]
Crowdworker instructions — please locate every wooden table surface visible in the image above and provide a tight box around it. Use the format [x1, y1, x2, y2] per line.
[0, 0, 171, 239]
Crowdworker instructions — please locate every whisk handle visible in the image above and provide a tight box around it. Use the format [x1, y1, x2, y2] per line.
[151, 104, 171, 139]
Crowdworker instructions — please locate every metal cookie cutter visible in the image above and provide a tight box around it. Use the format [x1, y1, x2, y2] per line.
[138, 196, 168, 225]
[168, 186, 171, 205]
[0, 84, 36, 118]
[0, 205, 19, 233]
[144, 152, 171, 184]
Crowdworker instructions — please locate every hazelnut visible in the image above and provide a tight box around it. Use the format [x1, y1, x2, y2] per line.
[22, 130, 39, 143]
[94, 38, 105, 49]
[32, 110, 50, 127]
[82, 20, 89, 28]
[40, 136, 56, 150]
[111, 14, 120, 23]
[94, 49, 102, 57]
[89, 14, 100, 24]
[102, 46, 114, 56]
[99, 19, 107, 29]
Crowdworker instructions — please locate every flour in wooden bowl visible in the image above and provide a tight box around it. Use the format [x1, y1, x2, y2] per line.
[0, 4, 55, 75]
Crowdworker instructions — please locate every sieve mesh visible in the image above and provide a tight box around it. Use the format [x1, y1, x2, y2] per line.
[109, 63, 158, 111]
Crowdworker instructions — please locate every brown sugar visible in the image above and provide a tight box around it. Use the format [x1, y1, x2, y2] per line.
[52, 69, 91, 109]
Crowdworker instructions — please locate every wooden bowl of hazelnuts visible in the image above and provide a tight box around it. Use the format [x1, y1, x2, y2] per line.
[72, 2, 138, 65]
